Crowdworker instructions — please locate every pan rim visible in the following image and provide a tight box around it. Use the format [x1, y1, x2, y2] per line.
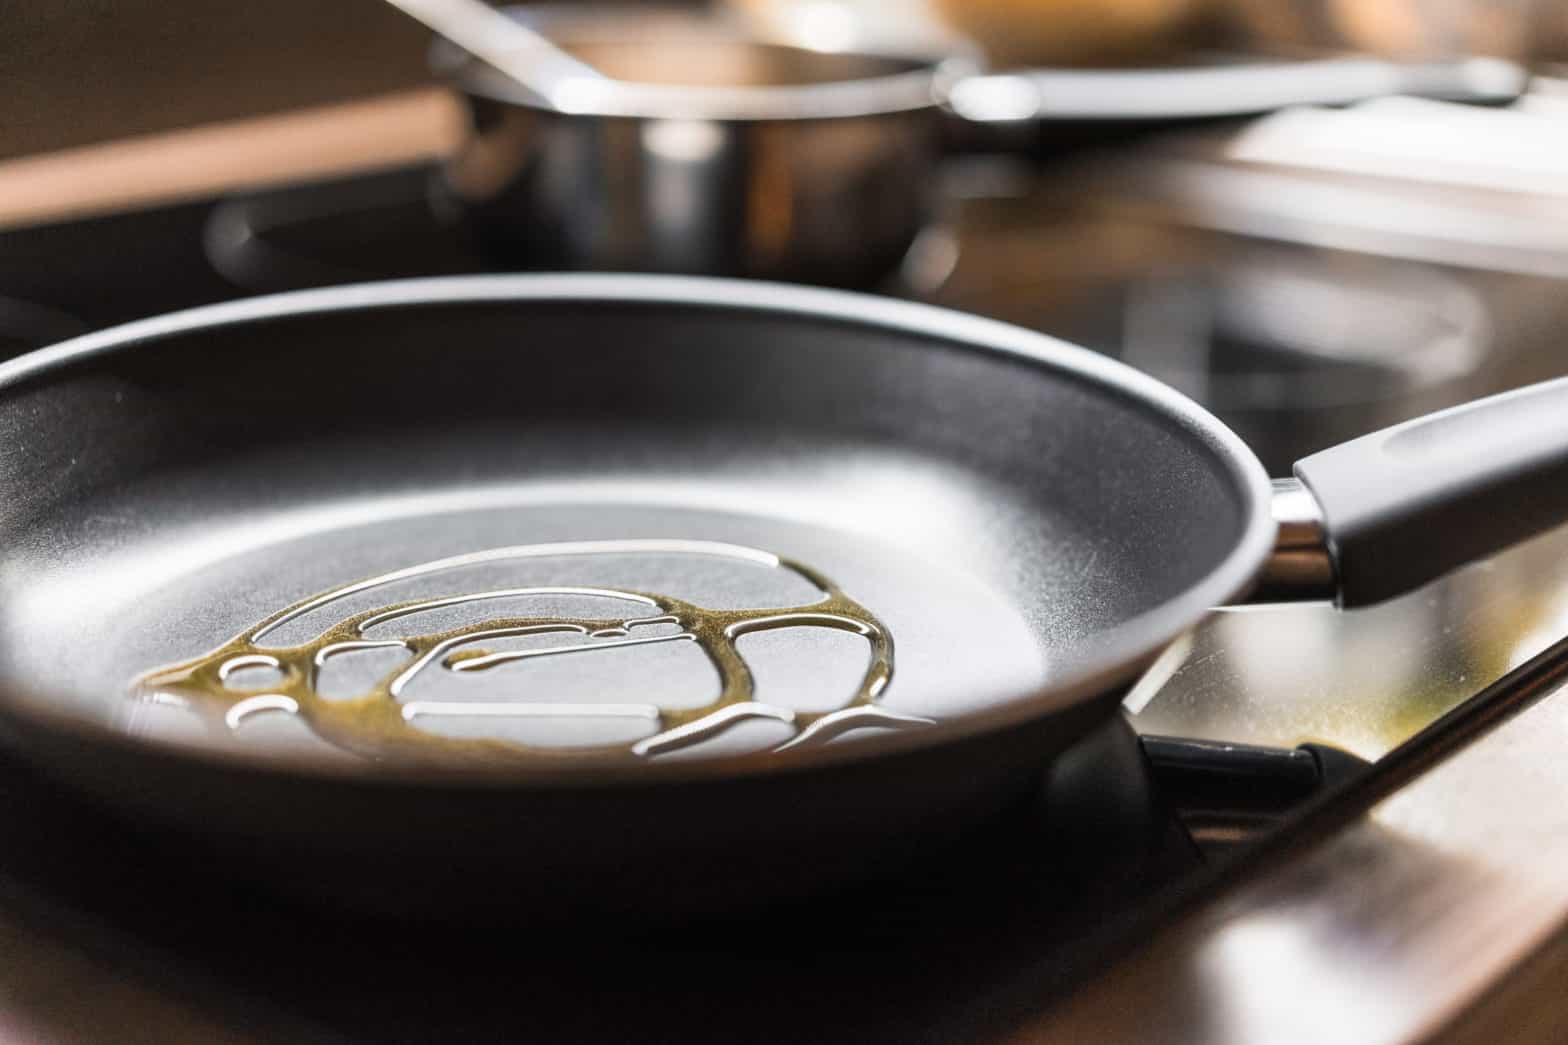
[0, 274, 1276, 789]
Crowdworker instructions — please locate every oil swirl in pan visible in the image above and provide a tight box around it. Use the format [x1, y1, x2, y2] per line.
[131, 540, 932, 764]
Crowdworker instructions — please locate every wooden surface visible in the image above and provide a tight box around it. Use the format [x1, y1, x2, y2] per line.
[1438, 923, 1568, 1045]
[2, 0, 431, 162]
[0, 88, 461, 231]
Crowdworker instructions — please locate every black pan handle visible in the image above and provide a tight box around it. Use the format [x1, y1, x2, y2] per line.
[1286, 376, 1568, 607]
[943, 56, 1526, 125]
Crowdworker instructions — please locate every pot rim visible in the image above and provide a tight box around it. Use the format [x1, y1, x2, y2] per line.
[431, 3, 978, 122]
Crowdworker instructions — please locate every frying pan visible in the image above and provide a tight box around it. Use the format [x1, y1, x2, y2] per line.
[0, 275, 1564, 922]
[429, 4, 1527, 284]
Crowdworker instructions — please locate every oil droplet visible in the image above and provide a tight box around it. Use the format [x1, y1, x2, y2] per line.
[130, 540, 932, 766]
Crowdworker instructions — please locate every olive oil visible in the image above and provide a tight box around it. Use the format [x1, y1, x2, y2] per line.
[132, 540, 930, 765]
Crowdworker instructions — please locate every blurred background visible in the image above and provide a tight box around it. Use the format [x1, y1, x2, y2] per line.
[7, 0, 1563, 158]
[3, 2, 433, 160]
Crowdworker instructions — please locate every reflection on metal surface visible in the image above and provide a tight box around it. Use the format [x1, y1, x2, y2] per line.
[1172, 575, 1542, 756]
[944, 59, 1525, 123]
[1120, 632, 1194, 715]
[133, 540, 927, 764]
[1130, 522, 1568, 760]
[916, 178, 1510, 472]
[434, 5, 955, 285]
[1250, 478, 1335, 602]
[1110, 255, 1489, 409]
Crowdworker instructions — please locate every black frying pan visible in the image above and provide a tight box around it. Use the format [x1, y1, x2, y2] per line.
[0, 275, 1564, 921]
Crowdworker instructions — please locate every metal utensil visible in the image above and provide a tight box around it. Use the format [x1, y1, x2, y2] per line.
[944, 55, 1525, 122]
[381, 0, 605, 108]
[429, 5, 1528, 284]
[0, 275, 1565, 920]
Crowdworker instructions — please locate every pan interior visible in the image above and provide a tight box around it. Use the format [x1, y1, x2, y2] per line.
[0, 290, 1256, 773]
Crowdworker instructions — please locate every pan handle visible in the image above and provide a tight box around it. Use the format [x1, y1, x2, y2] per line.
[1274, 376, 1568, 608]
[943, 57, 1526, 125]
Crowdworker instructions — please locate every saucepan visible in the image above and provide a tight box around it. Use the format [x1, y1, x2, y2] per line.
[0, 275, 1564, 922]
[422, 4, 1526, 285]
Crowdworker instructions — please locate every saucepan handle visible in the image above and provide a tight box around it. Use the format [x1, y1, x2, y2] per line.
[1282, 376, 1568, 608]
[944, 57, 1526, 124]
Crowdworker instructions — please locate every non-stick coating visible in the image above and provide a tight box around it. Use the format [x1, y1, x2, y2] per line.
[0, 276, 1272, 916]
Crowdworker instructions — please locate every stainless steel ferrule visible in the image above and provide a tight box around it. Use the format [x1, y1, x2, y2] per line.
[1251, 477, 1338, 602]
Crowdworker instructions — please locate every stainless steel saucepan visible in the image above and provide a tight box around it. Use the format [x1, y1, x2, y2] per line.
[421, 4, 1526, 285]
[0, 274, 1565, 922]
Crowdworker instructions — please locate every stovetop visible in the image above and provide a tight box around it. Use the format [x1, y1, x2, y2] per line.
[5, 92, 1568, 1042]
[0, 716, 1153, 1042]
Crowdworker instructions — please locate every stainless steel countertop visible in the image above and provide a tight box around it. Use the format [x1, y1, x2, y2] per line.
[1129, 521, 1568, 761]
